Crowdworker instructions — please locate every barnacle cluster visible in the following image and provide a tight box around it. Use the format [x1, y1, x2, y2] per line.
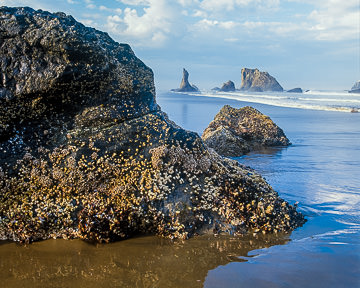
[0, 111, 305, 243]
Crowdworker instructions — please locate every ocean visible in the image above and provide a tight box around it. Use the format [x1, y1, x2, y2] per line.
[158, 90, 360, 287]
[0, 90, 359, 287]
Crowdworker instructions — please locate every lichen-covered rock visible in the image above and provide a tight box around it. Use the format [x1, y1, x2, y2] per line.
[240, 68, 283, 92]
[171, 68, 199, 92]
[0, 7, 304, 243]
[202, 105, 291, 157]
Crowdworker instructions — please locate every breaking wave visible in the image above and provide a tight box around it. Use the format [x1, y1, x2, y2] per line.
[197, 90, 360, 113]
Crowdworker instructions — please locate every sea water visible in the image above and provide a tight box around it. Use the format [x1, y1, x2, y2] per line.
[158, 91, 360, 287]
[0, 90, 359, 287]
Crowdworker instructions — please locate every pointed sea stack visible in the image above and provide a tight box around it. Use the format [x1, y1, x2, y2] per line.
[171, 68, 199, 92]
[0, 7, 305, 243]
[240, 68, 283, 92]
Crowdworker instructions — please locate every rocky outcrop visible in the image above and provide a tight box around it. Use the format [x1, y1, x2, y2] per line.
[287, 88, 303, 93]
[202, 105, 291, 157]
[349, 81, 360, 93]
[0, 7, 304, 243]
[171, 68, 199, 92]
[240, 68, 283, 92]
[219, 80, 236, 92]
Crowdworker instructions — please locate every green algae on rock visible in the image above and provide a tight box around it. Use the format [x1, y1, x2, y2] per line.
[202, 105, 291, 157]
[0, 7, 305, 243]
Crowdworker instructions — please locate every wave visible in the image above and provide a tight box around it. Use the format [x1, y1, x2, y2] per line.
[197, 90, 360, 113]
[303, 90, 352, 96]
[297, 97, 360, 104]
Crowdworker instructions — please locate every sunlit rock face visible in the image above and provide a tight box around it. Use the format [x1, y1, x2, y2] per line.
[0, 7, 305, 243]
[202, 105, 291, 157]
[240, 68, 283, 92]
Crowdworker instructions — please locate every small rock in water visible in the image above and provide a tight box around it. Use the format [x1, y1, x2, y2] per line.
[202, 105, 291, 157]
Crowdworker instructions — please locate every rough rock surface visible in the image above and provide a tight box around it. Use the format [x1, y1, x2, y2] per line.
[171, 68, 199, 92]
[240, 68, 283, 92]
[219, 80, 236, 92]
[287, 88, 303, 93]
[202, 105, 291, 157]
[0, 7, 304, 243]
[349, 81, 360, 93]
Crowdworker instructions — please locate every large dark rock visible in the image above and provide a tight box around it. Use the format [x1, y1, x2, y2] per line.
[202, 105, 291, 157]
[171, 68, 199, 92]
[240, 68, 283, 92]
[0, 7, 304, 243]
[219, 80, 236, 92]
[349, 81, 360, 93]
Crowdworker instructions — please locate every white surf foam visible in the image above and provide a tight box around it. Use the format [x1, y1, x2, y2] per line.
[197, 90, 360, 113]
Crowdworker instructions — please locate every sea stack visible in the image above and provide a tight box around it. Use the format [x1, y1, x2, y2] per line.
[202, 105, 291, 157]
[287, 88, 303, 93]
[240, 68, 283, 92]
[0, 7, 304, 243]
[219, 80, 236, 92]
[171, 68, 199, 92]
[349, 80, 360, 93]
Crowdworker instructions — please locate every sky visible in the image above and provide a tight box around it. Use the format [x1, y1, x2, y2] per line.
[1, 0, 359, 91]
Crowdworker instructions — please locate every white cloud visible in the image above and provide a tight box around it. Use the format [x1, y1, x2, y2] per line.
[194, 18, 239, 31]
[81, 19, 95, 26]
[200, 0, 279, 12]
[306, 0, 359, 41]
[177, 0, 199, 6]
[108, 14, 122, 22]
[193, 9, 207, 17]
[189, 0, 359, 43]
[200, 0, 249, 11]
[98, 5, 122, 14]
[116, 0, 149, 5]
[106, 0, 179, 47]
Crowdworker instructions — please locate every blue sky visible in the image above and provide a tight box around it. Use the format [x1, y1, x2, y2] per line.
[1, 0, 359, 91]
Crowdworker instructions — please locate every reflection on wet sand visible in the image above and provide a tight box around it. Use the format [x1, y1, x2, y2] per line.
[0, 233, 289, 288]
